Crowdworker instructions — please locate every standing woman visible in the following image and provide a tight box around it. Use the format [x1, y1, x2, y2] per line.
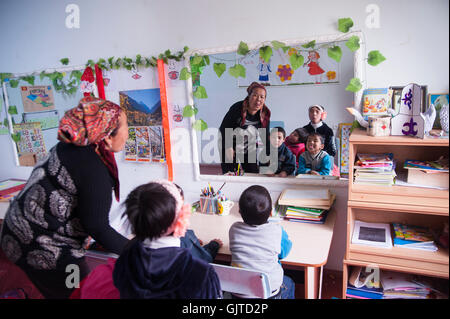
[219, 82, 271, 174]
[0, 96, 129, 298]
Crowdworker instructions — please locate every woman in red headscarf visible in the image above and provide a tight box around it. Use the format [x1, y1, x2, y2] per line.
[0, 96, 129, 299]
[219, 82, 271, 174]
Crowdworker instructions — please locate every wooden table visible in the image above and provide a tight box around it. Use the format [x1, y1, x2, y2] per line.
[189, 203, 337, 299]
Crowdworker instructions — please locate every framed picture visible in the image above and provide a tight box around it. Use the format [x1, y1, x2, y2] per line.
[389, 85, 428, 114]
[428, 93, 449, 129]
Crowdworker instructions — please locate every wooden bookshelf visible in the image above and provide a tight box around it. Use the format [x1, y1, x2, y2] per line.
[342, 129, 449, 298]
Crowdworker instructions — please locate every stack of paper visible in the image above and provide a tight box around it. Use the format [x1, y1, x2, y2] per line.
[381, 271, 432, 299]
[392, 223, 438, 251]
[354, 153, 396, 186]
[277, 188, 335, 224]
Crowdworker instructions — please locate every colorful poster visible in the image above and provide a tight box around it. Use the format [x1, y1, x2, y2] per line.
[124, 126, 165, 163]
[119, 88, 162, 126]
[339, 123, 352, 175]
[20, 86, 55, 113]
[149, 126, 164, 162]
[238, 45, 340, 87]
[13, 122, 47, 162]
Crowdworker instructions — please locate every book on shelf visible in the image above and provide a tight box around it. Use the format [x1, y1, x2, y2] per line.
[403, 158, 449, 189]
[380, 271, 432, 299]
[278, 188, 334, 209]
[354, 153, 396, 186]
[284, 209, 329, 224]
[392, 223, 438, 251]
[351, 220, 393, 248]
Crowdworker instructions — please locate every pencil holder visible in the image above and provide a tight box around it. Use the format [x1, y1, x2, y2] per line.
[199, 195, 218, 214]
[217, 200, 234, 216]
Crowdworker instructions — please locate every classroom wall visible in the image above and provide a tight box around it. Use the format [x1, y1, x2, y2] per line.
[0, 0, 448, 271]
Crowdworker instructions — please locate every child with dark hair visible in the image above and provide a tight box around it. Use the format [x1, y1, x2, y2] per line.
[263, 127, 296, 177]
[297, 133, 332, 176]
[284, 127, 308, 165]
[229, 185, 295, 299]
[175, 183, 223, 263]
[112, 180, 222, 299]
[303, 104, 336, 158]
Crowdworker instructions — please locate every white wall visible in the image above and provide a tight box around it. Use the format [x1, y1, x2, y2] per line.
[0, 0, 448, 271]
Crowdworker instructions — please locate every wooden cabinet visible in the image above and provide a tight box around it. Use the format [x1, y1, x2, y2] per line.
[343, 129, 449, 298]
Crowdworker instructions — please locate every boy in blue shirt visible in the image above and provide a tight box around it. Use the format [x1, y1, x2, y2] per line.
[297, 133, 332, 175]
[229, 185, 295, 299]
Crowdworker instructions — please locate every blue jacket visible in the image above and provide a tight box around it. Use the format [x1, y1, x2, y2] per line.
[297, 150, 332, 175]
[275, 144, 297, 175]
[113, 239, 222, 299]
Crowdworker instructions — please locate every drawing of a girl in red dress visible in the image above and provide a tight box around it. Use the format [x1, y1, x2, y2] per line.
[304, 50, 324, 84]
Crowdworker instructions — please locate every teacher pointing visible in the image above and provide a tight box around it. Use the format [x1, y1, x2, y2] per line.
[219, 82, 271, 174]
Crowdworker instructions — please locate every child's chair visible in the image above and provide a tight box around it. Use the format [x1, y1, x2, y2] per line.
[211, 263, 271, 299]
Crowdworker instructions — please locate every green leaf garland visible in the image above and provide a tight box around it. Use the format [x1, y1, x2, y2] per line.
[237, 41, 249, 56]
[345, 36, 360, 52]
[193, 86, 208, 99]
[345, 77, 362, 92]
[338, 18, 354, 33]
[213, 63, 226, 78]
[367, 50, 386, 66]
[290, 53, 304, 70]
[228, 64, 246, 79]
[193, 119, 208, 131]
[259, 46, 273, 63]
[328, 46, 343, 63]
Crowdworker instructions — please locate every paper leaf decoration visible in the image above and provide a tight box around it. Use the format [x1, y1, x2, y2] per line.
[60, 58, 69, 66]
[345, 78, 362, 92]
[229, 64, 246, 79]
[302, 40, 316, 49]
[183, 105, 198, 117]
[338, 18, 354, 33]
[345, 36, 360, 52]
[179, 67, 191, 80]
[11, 132, 21, 143]
[259, 46, 273, 63]
[213, 63, 226, 78]
[271, 40, 289, 52]
[193, 86, 208, 99]
[237, 41, 249, 56]
[8, 105, 18, 115]
[328, 46, 343, 63]
[367, 50, 386, 66]
[289, 53, 304, 70]
[193, 119, 208, 131]
[9, 79, 19, 88]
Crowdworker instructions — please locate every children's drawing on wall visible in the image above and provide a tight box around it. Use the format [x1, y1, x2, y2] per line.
[120, 88, 165, 162]
[20, 86, 55, 112]
[13, 122, 47, 164]
[304, 51, 325, 84]
[257, 56, 272, 85]
[239, 45, 339, 87]
[171, 104, 184, 123]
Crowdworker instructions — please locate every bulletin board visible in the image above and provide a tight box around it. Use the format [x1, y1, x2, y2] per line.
[3, 75, 84, 166]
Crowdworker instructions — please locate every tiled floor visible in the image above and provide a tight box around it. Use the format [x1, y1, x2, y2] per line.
[285, 268, 343, 299]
